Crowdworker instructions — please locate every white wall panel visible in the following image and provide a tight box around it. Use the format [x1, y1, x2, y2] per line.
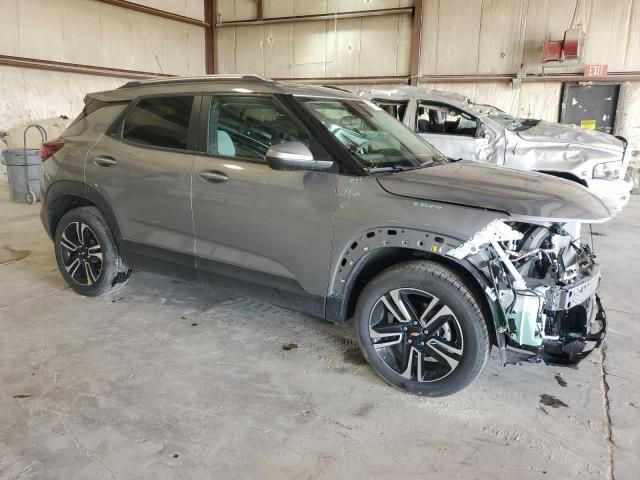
[432, 0, 482, 75]
[516, 83, 561, 121]
[625, 0, 640, 69]
[133, 16, 166, 73]
[17, 0, 66, 61]
[583, 0, 633, 70]
[218, 0, 257, 22]
[360, 15, 409, 76]
[233, 26, 266, 74]
[132, 0, 204, 20]
[0, 66, 128, 131]
[324, 18, 362, 77]
[62, 1, 104, 66]
[217, 28, 238, 73]
[264, 24, 295, 78]
[0, 0, 205, 75]
[215, 6, 412, 78]
[100, 5, 138, 70]
[420, 0, 640, 77]
[477, 0, 527, 74]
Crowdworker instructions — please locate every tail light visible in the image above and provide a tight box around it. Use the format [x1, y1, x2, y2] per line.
[40, 141, 65, 161]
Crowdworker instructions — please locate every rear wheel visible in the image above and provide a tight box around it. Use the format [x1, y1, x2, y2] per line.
[54, 206, 130, 296]
[355, 261, 490, 396]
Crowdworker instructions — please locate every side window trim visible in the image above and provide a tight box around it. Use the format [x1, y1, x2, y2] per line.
[109, 93, 202, 154]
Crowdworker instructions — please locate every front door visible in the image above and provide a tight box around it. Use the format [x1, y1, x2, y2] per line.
[85, 95, 200, 273]
[191, 94, 338, 311]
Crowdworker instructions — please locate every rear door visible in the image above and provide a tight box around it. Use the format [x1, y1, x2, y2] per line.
[85, 95, 200, 273]
[191, 94, 338, 309]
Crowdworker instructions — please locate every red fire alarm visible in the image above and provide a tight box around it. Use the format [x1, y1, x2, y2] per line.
[542, 28, 581, 62]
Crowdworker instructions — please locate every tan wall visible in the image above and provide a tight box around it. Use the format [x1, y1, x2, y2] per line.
[0, 0, 205, 76]
[419, 0, 640, 76]
[0, 0, 205, 124]
[216, 0, 413, 78]
[0, 66, 128, 131]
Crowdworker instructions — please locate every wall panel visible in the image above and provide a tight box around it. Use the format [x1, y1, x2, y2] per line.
[0, 66, 128, 131]
[477, 0, 527, 75]
[131, 0, 204, 20]
[0, 0, 205, 76]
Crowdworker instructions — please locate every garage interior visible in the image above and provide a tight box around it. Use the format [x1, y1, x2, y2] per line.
[1, 1, 639, 479]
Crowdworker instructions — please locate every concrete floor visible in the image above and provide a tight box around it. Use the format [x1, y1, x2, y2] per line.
[1, 183, 638, 480]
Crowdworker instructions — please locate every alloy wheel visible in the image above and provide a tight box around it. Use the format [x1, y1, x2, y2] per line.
[368, 288, 464, 382]
[59, 221, 103, 286]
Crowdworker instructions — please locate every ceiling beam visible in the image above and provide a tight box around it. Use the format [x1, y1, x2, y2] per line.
[409, 0, 423, 86]
[95, 0, 208, 27]
[419, 73, 640, 83]
[204, 0, 216, 74]
[0, 54, 169, 80]
[273, 75, 410, 86]
[216, 7, 413, 27]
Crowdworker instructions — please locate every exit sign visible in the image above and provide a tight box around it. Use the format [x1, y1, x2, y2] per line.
[584, 64, 608, 77]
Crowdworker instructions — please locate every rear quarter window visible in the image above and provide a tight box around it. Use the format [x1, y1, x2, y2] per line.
[122, 96, 194, 150]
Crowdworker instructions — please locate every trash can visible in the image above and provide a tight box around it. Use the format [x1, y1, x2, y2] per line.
[0, 124, 47, 204]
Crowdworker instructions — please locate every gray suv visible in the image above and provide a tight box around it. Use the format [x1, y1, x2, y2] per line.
[40, 75, 609, 396]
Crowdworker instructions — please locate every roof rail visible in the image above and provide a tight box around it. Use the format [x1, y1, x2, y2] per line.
[118, 74, 272, 89]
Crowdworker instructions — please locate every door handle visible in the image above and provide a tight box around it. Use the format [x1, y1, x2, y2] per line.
[93, 156, 118, 167]
[198, 171, 229, 183]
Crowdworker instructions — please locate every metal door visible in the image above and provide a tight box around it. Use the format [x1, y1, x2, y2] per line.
[560, 83, 621, 134]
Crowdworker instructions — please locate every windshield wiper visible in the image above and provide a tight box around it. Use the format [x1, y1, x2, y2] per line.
[367, 165, 415, 173]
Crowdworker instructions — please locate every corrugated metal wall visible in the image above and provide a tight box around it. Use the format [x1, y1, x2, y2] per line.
[0, 0, 205, 130]
[216, 0, 413, 78]
[419, 0, 640, 75]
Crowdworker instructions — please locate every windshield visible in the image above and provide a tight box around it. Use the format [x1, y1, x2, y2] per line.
[301, 97, 448, 172]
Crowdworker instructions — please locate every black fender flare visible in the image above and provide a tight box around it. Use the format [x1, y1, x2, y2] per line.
[326, 226, 503, 346]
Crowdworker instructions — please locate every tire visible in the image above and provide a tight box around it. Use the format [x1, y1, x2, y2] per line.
[355, 261, 490, 397]
[54, 206, 131, 296]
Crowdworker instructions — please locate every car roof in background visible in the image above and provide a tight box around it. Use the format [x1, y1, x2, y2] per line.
[86, 75, 358, 102]
[359, 85, 471, 108]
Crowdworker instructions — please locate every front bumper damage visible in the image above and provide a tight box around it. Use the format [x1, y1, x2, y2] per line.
[448, 219, 607, 365]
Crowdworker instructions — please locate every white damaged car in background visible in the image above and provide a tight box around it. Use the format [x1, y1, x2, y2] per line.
[359, 86, 633, 213]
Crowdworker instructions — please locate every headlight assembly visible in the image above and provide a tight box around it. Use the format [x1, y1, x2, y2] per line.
[592, 160, 622, 179]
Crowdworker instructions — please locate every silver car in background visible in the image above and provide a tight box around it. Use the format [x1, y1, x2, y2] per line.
[360, 86, 633, 213]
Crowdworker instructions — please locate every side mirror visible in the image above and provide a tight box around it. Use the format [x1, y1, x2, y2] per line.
[266, 142, 333, 171]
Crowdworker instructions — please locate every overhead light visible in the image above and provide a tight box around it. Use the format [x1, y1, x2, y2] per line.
[223, 164, 243, 170]
[232, 88, 253, 93]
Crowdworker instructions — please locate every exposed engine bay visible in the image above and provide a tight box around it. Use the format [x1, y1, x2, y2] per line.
[448, 219, 607, 363]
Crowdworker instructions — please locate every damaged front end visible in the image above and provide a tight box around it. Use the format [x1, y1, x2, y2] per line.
[448, 219, 607, 364]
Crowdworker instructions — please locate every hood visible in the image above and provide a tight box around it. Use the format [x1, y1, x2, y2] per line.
[516, 120, 624, 152]
[377, 162, 611, 223]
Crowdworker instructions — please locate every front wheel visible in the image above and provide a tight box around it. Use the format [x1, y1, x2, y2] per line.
[355, 261, 490, 396]
[54, 206, 131, 296]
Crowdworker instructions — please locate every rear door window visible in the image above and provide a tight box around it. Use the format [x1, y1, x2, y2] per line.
[122, 96, 194, 150]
